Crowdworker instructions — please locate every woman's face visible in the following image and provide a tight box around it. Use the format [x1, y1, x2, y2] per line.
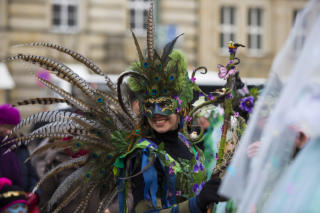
[147, 114, 179, 133]
[0, 124, 14, 138]
[3, 203, 28, 213]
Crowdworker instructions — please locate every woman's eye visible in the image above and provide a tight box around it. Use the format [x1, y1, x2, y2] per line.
[145, 103, 153, 109]
[159, 101, 170, 108]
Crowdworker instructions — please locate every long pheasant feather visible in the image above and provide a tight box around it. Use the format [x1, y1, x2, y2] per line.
[13, 97, 70, 107]
[16, 42, 117, 93]
[25, 140, 74, 163]
[36, 77, 91, 111]
[48, 166, 88, 210]
[7, 54, 96, 98]
[32, 155, 88, 194]
[76, 183, 98, 213]
[51, 185, 82, 213]
[147, 2, 154, 61]
[131, 30, 144, 63]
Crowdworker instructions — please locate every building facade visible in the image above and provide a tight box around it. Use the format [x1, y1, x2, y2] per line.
[0, 0, 308, 116]
[198, 0, 308, 78]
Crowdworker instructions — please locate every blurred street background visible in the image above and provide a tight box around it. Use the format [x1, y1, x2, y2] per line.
[0, 0, 308, 117]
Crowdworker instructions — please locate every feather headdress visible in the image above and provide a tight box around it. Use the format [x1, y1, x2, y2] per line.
[1, 3, 210, 213]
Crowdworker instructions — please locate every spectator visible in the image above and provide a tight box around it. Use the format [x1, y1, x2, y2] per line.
[0, 104, 40, 213]
[0, 177, 28, 213]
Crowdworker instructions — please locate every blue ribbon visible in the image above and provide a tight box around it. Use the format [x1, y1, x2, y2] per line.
[117, 168, 125, 213]
[142, 148, 158, 207]
[168, 173, 177, 206]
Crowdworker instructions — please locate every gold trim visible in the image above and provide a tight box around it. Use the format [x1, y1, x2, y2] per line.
[0, 191, 26, 198]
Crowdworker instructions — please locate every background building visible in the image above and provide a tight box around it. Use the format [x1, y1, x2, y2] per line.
[198, 0, 308, 78]
[0, 0, 308, 117]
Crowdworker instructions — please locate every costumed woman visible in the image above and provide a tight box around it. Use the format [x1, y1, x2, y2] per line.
[1, 3, 231, 213]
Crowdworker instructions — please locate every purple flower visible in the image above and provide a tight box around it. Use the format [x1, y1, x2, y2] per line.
[216, 153, 219, 160]
[240, 96, 255, 113]
[169, 166, 174, 175]
[226, 93, 233, 99]
[198, 181, 205, 191]
[229, 47, 237, 54]
[192, 184, 199, 193]
[185, 116, 192, 122]
[176, 107, 181, 113]
[234, 112, 239, 117]
[199, 163, 204, 171]
[196, 152, 199, 161]
[193, 164, 199, 173]
[199, 93, 204, 97]
[175, 97, 182, 105]
[176, 191, 182, 196]
[208, 94, 214, 100]
[228, 60, 234, 64]
[190, 77, 196, 83]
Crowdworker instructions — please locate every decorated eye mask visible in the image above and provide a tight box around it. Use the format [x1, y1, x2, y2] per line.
[7, 203, 28, 213]
[144, 97, 177, 117]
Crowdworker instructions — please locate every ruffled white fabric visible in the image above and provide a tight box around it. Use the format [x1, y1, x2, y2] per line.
[219, 0, 320, 212]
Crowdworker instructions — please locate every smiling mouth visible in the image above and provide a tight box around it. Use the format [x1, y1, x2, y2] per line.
[151, 115, 168, 125]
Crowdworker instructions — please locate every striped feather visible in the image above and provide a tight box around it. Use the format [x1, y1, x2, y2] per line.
[75, 183, 98, 213]
[32, 155, 88, 194]
[36, 77, 91, 111]
[20, 42, 117, 93]
[97, 188, 117, 213]
[131, 30, 144, 63]
[48, 166, 89, 210]
[30, 121, 80, 135]
[26, 140, 74, 162]
[7, 54, 96, 98]
[52, 185, 81, 213]
[147, 2, 154, 61]
[13, 97, 69, 107]
[7, 111, 86, 139]
[2, 133, 73, 150]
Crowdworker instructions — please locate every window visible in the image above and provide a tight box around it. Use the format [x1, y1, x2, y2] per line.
[129, 0, 150, 36]
[220, 6, 236, 52]
[247, 8, 263, 55]
[51, 0, 78, 33]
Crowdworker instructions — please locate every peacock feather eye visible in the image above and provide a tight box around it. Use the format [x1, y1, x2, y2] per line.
[169, 75, 175, 81]
[162, 89, 167, 95]
[92, 152, 99, 159]
[143, 62, 149, 68]
[86, 173, 91, 178]
[100, 168, 105, 174]
[145, 90, 149, 95]
[97, 97, 103, 103]
[151, 89, 158, 96]
[154, 76, 160, 82]
[76, 142, 82, 148]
